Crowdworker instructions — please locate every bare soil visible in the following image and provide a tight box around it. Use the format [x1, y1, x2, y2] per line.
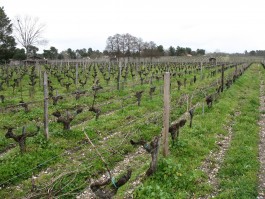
[198, 111, 240, 198]
[257, 80, 265, 198]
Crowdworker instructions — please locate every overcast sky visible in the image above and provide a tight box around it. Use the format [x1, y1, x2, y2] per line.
[2, 0, 265, 53]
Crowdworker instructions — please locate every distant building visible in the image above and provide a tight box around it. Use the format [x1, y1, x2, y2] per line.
[109, 56, 117, 62]
[23, 55, 47, 65]
[9, 60, 22, 66]
[209, 57, 217, 65]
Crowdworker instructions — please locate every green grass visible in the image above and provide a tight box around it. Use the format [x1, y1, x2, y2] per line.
[0, 62, 249, 198]
[216, 65, 264, 198]
[133, 64, 264, 198]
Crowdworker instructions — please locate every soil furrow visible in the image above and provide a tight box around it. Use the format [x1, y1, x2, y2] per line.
[257, 80, 265, 198]
[198, 111, 240, 198]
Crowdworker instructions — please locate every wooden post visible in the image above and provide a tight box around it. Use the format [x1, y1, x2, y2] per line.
[163, 72, 170, 157]
[108, 62, 110, 76]
[200, 62, 203, 80]
[186, 95, 189, 112]
[75, 63, 78, 88]
[6, 64, 9, 87]
[38, 63, 42, 88]
[221, 64, 224, 92]
[117, 62, 121, 90]
[60, 60, 62, 72]
[36, 61, 39, 76]
[43, 72, 49, 140]
[202, 102, 204, 115]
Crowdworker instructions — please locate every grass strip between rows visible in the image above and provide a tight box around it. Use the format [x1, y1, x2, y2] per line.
[131, 64, 262, 198]
[216, 65, 264, 198]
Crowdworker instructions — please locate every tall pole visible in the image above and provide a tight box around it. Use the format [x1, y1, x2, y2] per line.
[43, 72, 49, 140]
[221, 64, 224, 92]
[163, 72, 170, 157]
[75, 63, 79, 88]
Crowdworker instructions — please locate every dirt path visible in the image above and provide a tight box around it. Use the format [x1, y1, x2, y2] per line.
[257, 80, 265, 199]
[197, 111, 240, 198]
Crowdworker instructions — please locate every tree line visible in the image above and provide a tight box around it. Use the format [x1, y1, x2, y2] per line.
[0, 7, 207, 63]
[12, 33, 207, 61]
[245, 50, 265, 56]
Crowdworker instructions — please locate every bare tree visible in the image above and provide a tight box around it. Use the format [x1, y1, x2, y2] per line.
[105, 34, 122, 61]
[120, 34, 126, 61]
[113, 34, 121, 61]
[105, 36, 115, 57]
[106, 34, 150, 61]
[118, 33, 136, 61]
[124, 33, 135, 61]
[135, 37, 144, 61]
[13, 16, 47, 58]
[130, 35, 138, 59]
[142, 41, 159, 62]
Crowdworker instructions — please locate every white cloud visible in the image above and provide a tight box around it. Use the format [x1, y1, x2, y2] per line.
[2, 0, 265, 53]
